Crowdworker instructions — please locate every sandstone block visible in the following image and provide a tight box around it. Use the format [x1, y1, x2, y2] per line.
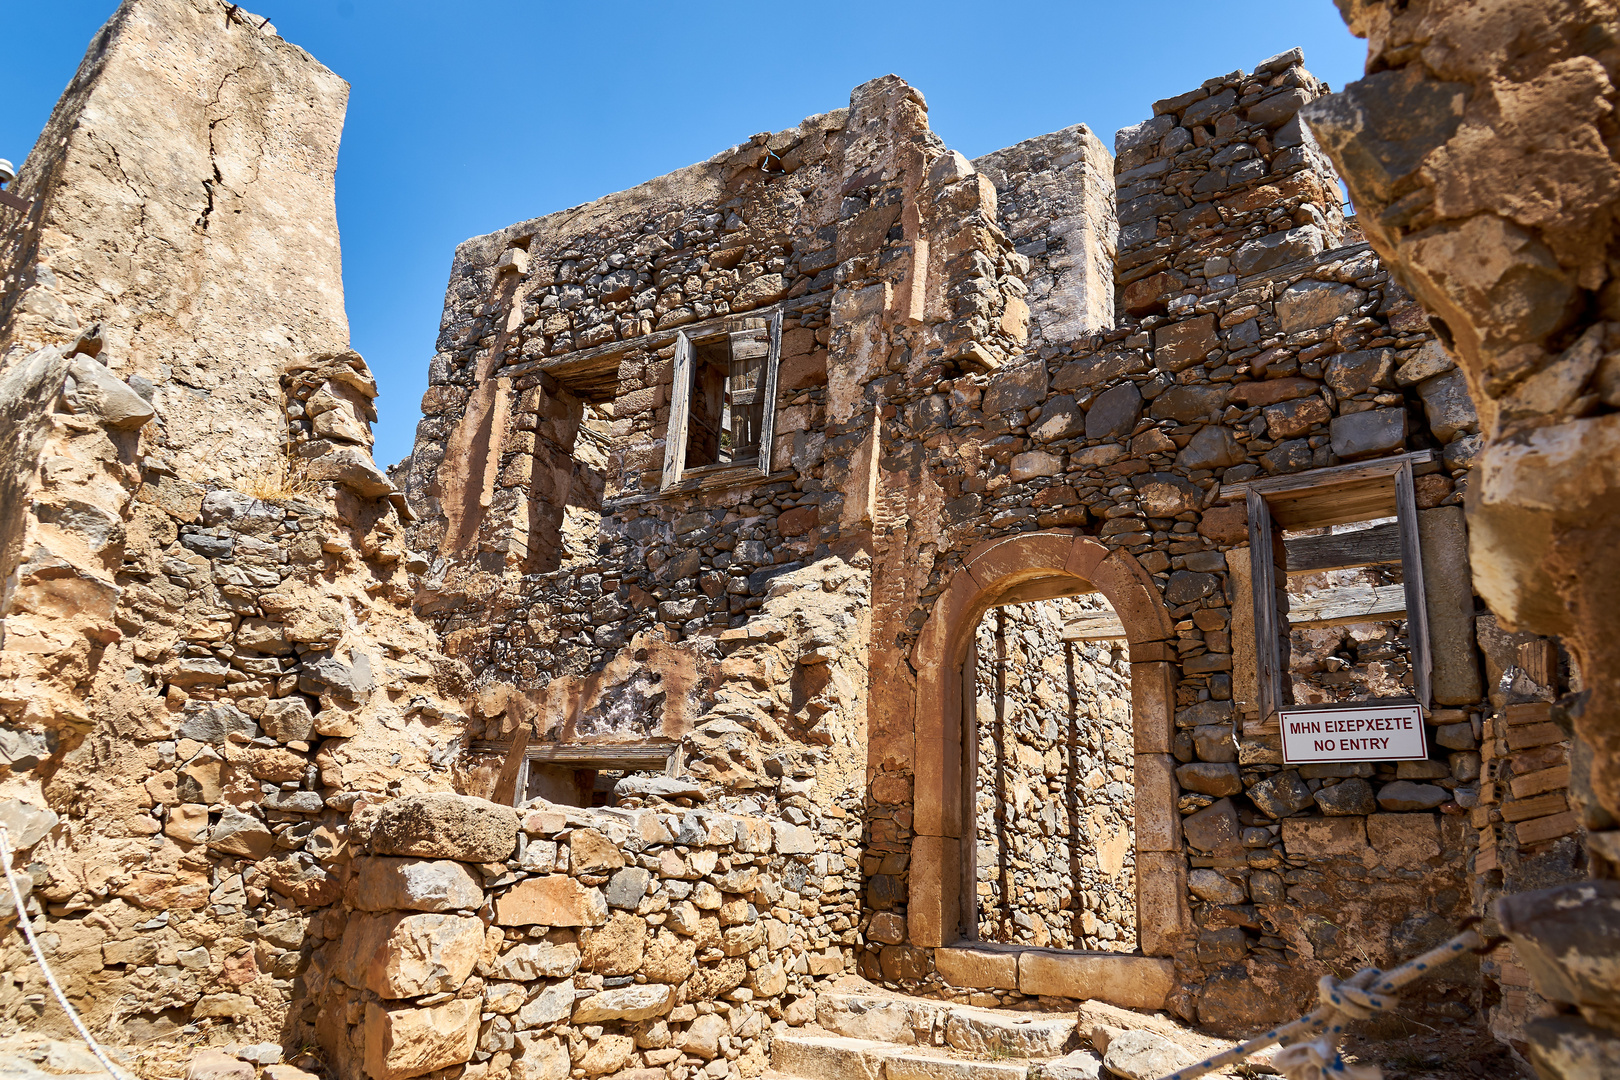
[1102, 1030, 1193, 1080]
[1187, 869, 1247, 904]
[945, 1009, 1075, 1057]
[1418, 369, 1478, 441]
[1275, 281, 1365, 334]
[1313, 778, 1376, 816]
[185, 1051, 254, 1080]
[582, 910, 646, 976]
[1175, 762, 1242, 797]
[371, 793, 519, 862]
[1182, 798, 1242, 856]
[494, 875, 608, 927]
[516, 980, 575, 1027]
[1018, 951, 1174, 1010]
[335, 911, 483, 998]
[934, 945, 1019, 990]
[1085, 383, 1142, 440]
[1247, 770, 1314, 818]
[364, 998, 479, 1080]
[1376, 780, 1448, 811]
[1153, 315, 1218, 372]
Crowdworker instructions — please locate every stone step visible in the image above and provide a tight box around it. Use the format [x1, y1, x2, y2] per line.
[815, 991, 1077, 1059]
[768, 1035, 1037, 1080]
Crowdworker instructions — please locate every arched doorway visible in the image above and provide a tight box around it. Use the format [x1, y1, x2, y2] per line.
[908, 531, 1190, 958]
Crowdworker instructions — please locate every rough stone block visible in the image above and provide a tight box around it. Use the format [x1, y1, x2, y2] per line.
[1366, 813, 1440, 868]
[1329, 407, 1408, 459]
[349, 857, 483, 913]
[1017, 950, 1175, 1010]
[364, 998, 479, 1080]
[494, 875, 608, 927]
[1280, 816, 1368, 857]
[370, 793, 519, 862]
[1085, 382, 1143, 440]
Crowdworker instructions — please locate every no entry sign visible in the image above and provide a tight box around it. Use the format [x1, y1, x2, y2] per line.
[1279, 702, 1428, 764]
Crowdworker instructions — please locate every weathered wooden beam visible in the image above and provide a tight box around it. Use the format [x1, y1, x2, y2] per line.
[473, 740, 676, 772]
[1286, 583, 1407, 627]
[1284, 522, 1403, 574]
[1061, 613, 1128, 641]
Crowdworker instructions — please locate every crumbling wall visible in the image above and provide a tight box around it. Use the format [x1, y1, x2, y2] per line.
[0, 0, 467, 1052]
[1301, 4, 1620, 1069]
[971, 598, 1135, 952]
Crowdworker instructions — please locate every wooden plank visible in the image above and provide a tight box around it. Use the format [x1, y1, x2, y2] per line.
[471, 740, 676, 772]
[1512, 811, 1580, 846]
[757, 311, 783, 475]
[1504, 702, 1553, 725]
[1221, 451, 1436, 529]
[1395, 461, 1433, 709]
[1284, 522, 1403, 573]
[1509, 764, 1571, 800]
[1061, 613, 1128, 641]
[1249, 489, 1289, 721]
[661, 331, 694, 489]
[1286, 583, 1407, 627]
[491, 721, 533, 807]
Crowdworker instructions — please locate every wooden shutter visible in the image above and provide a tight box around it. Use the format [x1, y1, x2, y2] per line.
[1394, 461, 1433, 708]
[660, 331, 694, 489]
[1248, 489, 1292, 722]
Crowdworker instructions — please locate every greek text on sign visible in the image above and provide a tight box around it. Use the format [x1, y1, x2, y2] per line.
[1279, 703, 1428, 764]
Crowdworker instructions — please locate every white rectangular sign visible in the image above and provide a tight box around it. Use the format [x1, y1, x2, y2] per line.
[1279, 702, 1428, 764]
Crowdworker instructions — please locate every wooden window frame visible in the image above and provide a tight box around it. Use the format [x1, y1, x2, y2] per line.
[480, 737, 678, 807]
[660, 311, 784, 490]
[1231, 451, 1436, 725]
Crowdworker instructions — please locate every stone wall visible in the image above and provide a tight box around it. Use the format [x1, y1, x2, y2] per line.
[309, 792, 854, 1080]
[971, 598, 1135, 952]
[0, 0, 467, 1052]
[401, 44, 1520, 1035]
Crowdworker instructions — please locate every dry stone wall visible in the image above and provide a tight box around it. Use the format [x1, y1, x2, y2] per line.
[971, 598, 1135, 953]
[309, 792, 854, 1080]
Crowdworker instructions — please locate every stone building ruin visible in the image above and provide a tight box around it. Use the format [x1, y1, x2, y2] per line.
[0, 1, 1616, 1079]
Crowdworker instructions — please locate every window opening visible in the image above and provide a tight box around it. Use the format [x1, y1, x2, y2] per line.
[967, 594, 1136, 952]
[661, 313, 783, 488]
[497, 741, 676, 809]
[1239, 452, 1434, 725]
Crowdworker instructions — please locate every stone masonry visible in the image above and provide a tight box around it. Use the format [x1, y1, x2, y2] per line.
[0, 2, 1614, 1079]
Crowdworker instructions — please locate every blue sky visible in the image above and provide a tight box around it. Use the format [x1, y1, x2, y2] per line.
[2, 2, 1368, 468]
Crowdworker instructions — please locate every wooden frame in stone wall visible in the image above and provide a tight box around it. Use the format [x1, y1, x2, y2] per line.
[1233, 451, 1437, 724]
[661, 311, 784, 490]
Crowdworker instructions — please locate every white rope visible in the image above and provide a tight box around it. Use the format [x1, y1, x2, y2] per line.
[1154, 927, 1490, 1080]
[0, 825, 131, 1080]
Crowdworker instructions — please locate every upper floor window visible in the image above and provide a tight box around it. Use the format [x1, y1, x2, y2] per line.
[661, 313, 783, 488]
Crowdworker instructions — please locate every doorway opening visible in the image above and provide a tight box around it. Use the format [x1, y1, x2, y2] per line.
[967, 593, 1137, 952]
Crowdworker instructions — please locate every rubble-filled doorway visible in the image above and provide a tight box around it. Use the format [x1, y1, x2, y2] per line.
[966, 595, 1137, 952]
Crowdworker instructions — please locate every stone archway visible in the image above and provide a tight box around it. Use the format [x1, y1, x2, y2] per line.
[908, 530, 1190, 958]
